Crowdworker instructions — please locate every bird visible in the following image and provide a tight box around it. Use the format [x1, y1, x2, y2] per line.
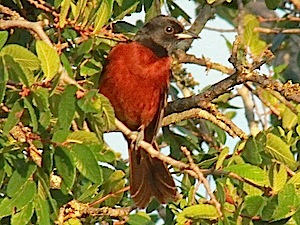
[99, 15, 198, 208]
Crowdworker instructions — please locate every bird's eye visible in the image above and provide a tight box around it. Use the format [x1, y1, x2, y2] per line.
[165, 26, 174, 34]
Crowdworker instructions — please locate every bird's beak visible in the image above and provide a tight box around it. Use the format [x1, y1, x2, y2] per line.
[175, 31, 199, 40]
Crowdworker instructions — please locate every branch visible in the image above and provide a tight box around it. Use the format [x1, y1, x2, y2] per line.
[237, 86, 259, 136]
[255, 27, 300, 34]
[175, 50, 235, 74]
[0, 19, 52, 45]
[181, 146, 222, 216]
[162, 108, 247, 139]
[178, 4, 215, 51]
[115, 119, 195, 176]
[56, 200, 132, 225]
[166, 70, 300, 117]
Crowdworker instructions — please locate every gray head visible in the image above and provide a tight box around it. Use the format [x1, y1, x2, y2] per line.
[133, 15, 198, 57]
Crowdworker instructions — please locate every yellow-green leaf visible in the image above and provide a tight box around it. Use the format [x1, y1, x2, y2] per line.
[177, 204, 219, 225]
[36, 40, 60, 80]
[265, 133, 297, 170]
[1, 44, 40, 71]
[93, 0, 113, 33]
[59, 0, 71, 28]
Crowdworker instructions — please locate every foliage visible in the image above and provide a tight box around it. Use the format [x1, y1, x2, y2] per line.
[0, 0, 300, 224]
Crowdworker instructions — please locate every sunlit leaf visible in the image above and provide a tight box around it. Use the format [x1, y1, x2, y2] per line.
[272, 184, 300, 220]
[177, 204, 219, 225]
[3, 100, 24, 136]
[0, 56, 8, 104]
[54, 147, 76, 194]
[269, 163, 287, 194]
[70, 144, 103, 184]
[1, 44, 40, 71]
[0, 31, 8, 50]
[225, 163, 268, 187]
[128, 212, 154, 225]
[11, 202, 34, 225]
[7, 163, 36, 198]
[242, 195, 266, 217]
[94, 0, 113, 33]
[265, 133, 297, 170]
[67, 131, 99, 145]
[59, 0, 71, 28]
[0, 181, 36, 217]
[34, 194, 51, 225]
[57, 85, 77, 131]
[36, 40, 60, 80]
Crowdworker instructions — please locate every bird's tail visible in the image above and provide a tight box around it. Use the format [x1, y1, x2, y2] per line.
[129, 142, 177, 208]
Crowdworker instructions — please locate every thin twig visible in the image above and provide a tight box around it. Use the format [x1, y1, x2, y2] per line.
[89, 186, 130, 207]
[181, 146, 222, 216]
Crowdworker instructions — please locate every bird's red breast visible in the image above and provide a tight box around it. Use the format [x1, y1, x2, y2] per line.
[99, 42, 171, 137]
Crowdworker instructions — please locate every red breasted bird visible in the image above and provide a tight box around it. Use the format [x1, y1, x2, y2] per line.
[99, 15, 198, 208]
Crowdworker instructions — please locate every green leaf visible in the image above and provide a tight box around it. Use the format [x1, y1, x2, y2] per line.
[272, 184, 300, 221]
[34, 194, 51, 225]
[80, 60, 102, 77]
[261, 196, 278, 221]
[1, 44, 40, 71]
[57, 85, 77, 131]
[0, 31, 8, 49]
[77, 90, 102, 113]
[265, 133, 297, 170]
[0, 181, 36, 217]
[52, 130, 70, 143]
[243, 14, 267, 57]
[54, 147, 76, 194]
[7, 163, 37, 198]
[0, 56, 8, 104]
[3, 55, 31, 87]
[23, 97, 38, 132]
[32, 87, 52, 128]
[11, 201, 34, 225]
[102, 170, 126, 206]
[282, 106, 297, 130]
[269, 164, 287, 194]
[60, 53, 74, 77]
[93, 0, 113, 33]
[96, 148, 115, 163]
[77, 183, 101, 202]
[67, 131, 99, 145]
[177, 204, 219, 224]
[3, 100, 24, 136]
[74, 0, 88, 19]
[242, 195, 266, 217]
[99, 94, 115, 131]
[128, 212, 154, 225]
[242, 136, 263, 165]
[76, 38, 93, 56]
[265, 0, 280, 10]
[243, 182, 263, 196]
[287, 172, 300, 189]
[216, 147, 229, 170]
[145, 0, 160, 23]
[70, 144, 103, 184]
[114, 1, 139, 20]
[224, 163, 268, 187]
[59, 0, 71, 28]
[36, 40, 60, 80]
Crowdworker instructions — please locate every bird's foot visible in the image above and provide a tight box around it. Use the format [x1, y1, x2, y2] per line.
[130, 126, 145, 151]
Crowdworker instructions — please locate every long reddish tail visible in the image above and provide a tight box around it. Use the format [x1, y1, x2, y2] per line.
[129, 143, 177, 208]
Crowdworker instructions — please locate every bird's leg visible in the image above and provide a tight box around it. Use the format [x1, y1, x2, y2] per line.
[130, 125, 145, 151]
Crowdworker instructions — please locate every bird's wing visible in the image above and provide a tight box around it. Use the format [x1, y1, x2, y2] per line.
[144, 79, 169, 143]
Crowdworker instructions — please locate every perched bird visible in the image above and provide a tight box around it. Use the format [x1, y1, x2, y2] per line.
[99, 15, 198, 208]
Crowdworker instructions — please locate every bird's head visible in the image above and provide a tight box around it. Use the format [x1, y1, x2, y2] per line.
[133, 15, 198, 57]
